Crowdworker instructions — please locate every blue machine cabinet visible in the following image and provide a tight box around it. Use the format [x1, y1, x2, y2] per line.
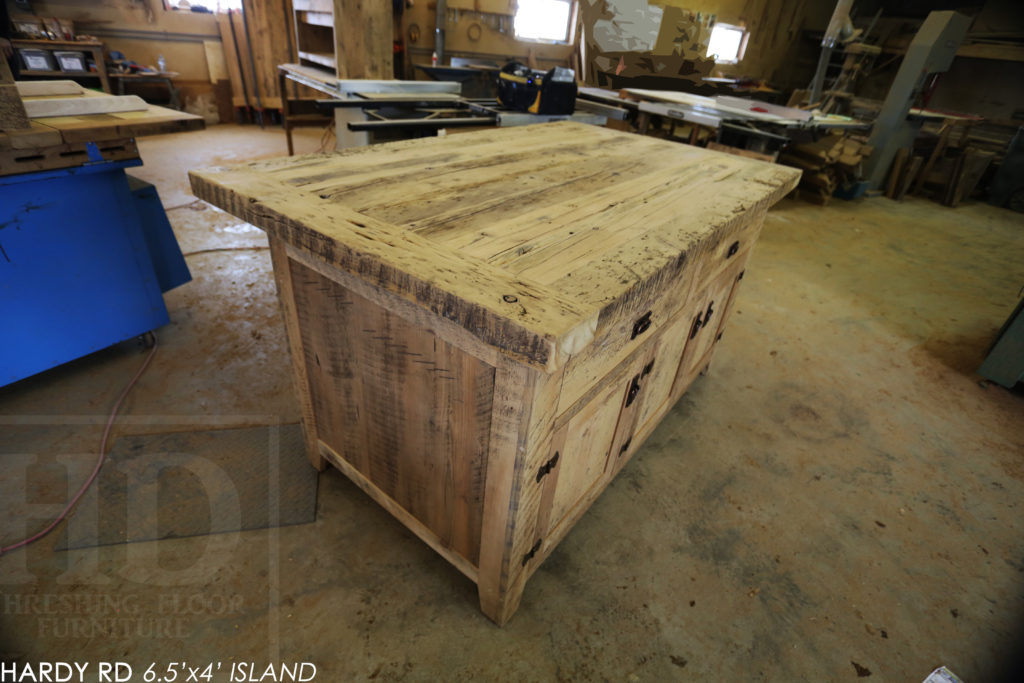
[0, 158, 191, 386]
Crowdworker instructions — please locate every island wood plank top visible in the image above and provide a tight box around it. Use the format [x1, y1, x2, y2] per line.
[189, 122, 800, 373]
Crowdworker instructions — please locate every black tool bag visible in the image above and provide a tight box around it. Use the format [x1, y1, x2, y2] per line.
[497, 62, 577, 116]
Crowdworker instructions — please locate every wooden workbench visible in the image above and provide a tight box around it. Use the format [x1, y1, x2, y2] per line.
[1, 85, 203, 176]
[190, 122, 801, 624]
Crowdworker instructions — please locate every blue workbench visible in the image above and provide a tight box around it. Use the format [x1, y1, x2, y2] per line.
[0, 156, 191, 386]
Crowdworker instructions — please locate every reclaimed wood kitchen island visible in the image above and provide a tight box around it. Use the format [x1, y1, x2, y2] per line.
[189, 122, 800, 624]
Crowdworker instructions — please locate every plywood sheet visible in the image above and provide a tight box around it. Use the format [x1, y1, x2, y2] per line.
[24, 94, 148, 118]
[30, 104, 204, 142]
[203, 40, 229, 83]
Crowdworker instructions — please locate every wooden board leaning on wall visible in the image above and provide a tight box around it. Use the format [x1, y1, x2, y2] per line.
[218, 0, 296, 111]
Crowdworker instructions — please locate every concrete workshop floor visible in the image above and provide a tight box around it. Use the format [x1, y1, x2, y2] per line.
[1, 123, 1022, 681]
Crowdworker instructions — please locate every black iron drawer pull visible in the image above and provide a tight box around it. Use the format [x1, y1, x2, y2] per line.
[522, 539, 542, 566]
[536, 451, 560, 483]
[690, 301, 716, 339]
[727, 241, 740, 258]
[690, 312, 703, 339]
[625, 373, 642, 407]
[631, 311, 653, 339]
[619, 436, 632, 455]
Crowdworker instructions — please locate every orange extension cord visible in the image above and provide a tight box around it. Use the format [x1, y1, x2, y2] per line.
[0, 334, 159, 556]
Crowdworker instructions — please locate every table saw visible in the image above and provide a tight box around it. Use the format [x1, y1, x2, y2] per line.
[278, 63, 613, 150]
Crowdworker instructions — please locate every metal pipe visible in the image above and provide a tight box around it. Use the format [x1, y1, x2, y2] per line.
[241, 0, 265, 128]
[822, 0, 854, 48]
[227, 9, 252, 123]
[435, 0, 447, 65]
[807, 46, 832, 106]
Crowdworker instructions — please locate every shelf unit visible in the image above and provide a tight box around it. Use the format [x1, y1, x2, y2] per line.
[11, 39, 111, 93]
[294, 0, 337, 74]
[291, 0, 392, 79]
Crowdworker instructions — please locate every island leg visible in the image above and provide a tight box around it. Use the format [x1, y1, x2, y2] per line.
[268, 237, 326, 471]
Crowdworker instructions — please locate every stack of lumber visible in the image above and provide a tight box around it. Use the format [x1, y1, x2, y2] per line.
[217, 0, 296, 115]
[778, 133, 874, 204]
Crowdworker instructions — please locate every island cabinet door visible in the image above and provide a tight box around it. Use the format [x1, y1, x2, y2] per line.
[671, 261, 747, 396]
[534, 379, 626, 540]
[532, 316, 692, 541]
[600, 311, 696, 478]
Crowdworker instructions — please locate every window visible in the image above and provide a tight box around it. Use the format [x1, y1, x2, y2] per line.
[165, 1, 243, 12]
[514, 0, 573, 43]
[706, 23, 748, 64]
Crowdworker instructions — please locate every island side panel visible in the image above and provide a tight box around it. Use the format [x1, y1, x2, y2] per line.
[288, 258, 495, 567]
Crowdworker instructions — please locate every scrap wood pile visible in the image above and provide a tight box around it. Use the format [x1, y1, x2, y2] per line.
[885, 118, 1000, 207]
[778, 133, 873, 204]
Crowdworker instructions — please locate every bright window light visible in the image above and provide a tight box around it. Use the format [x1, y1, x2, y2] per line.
[514, 0, 572, 43]
[173, 1, 243, 12]
[706, 23, 746, 63]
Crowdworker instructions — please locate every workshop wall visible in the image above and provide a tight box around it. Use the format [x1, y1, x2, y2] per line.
[853, 1, 1023, 122]
[585, 0, 662, 53]
[579, 0, 832, 88]
[6, 0, 220, 81]
[4, 0, 236, 121]
[928, 0, 1024, 121]
[400, 0, 576, 79]
[928, 59, 1024, 121]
